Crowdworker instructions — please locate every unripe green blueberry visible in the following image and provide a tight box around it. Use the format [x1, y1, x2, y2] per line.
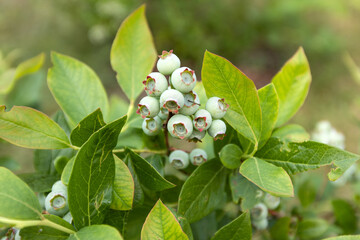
[179, 91, 200, 116]
[63, 212, 73, 224]
[189, 148, 207, 165]
[205, 97, 229, 119]
[171, 67, 197, 93]
[253, 218, 268, 230]
[52, 180, 67, 193]
[263, 193, 280, 210]
[160, 89, 184, 114]
[157, 50, 181, 75]
[45, 191, 69, 216]
[14, 229, 20, 240]
[142, 116, 162, 136]
[143, 72, 169, 97]
[208, 119, 226, 140]
[169, 150, 189, 169]
[251, 203, 268, 221]
[158, 107, 169, 120]
[167, 114, 193, 139]
[137, 96, 160, 119]
[188, 129, 206, 142]
[193, 109, 212, 132]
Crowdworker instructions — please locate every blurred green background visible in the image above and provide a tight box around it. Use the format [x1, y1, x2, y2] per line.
[1, 0, 360, 171]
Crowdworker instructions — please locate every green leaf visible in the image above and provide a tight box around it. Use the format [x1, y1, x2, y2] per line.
[70, 108, 106, 147]
[201, 51, 262, 145]
[68, 116, 127, 229]
[296, 218, 328, 239]
[20, 215, 74, 240]
[332, 199, 357, 234]
[126, 155, 145, 207]
[67, 225, 123, 240]
[47, 52, 109, 127]
[324, 236, 360, 240]
[111, 156, 134, 211]
[0, 106, 71, 149]
[272, 47, 311, 127]
[18, 173, 58, 193]
[272, 124, 310, 142]
[110, 4, 157, 101]
[255, 138, 360, 181]
[298, 179, 316, 208]
[0, 53, 45, 94]
[0, 167, 42, 223]
[178, 159, 227, 223]
[126, 149, 175, 191]
[61, 157, 74, 186]
[229, 172, 261, 210]
[219, 144, 243, 169]
[211, 211, 251, 240]
[258, 83, 279, 148]
[269, 217, 291, 240]
[141, 200, 188, 240]
[240, 157, 294, 197]
[0, 156, 20, 171]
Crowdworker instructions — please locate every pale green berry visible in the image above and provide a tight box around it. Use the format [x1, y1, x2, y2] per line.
[208, 119, 226, 140]
[188, 129, 206, 142]
[63, 212, 73, 224]
[251, 203, 268, 221]
[158, 107, 169, 120]
[253, 218, 268, 230]
[160, 89, 184, 114]
[193, 109, 212, 132]
[137, 96, 160, 119]
[189, 148, 207, 165]
[52, 180, 67, 193]
[142, 116, 162, 136]
[205, 97, 229, 119]
[167, 114, 193, 139]
[143, 72, 169, 97]
[14, 229, 21, 240]
[157, 50, 181, 75]
[264, 193, 280, 210]
[45, 191, 69, 216]
[169, 150, 189, 169]
[171, 67, 197, 93]
[179, 91, 200, 115]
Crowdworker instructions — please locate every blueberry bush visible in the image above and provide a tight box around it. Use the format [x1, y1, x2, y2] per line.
[0, 5, 360, 240]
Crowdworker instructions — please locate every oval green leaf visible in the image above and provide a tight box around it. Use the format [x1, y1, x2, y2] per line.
[47, 52, 109, 127]
[211, 212, 251, 240]
[258, 83, 279, 148]
[0, 106, 71, 149]
[68, 116, 127, 229]
[126, 149, 175, 192]
[240, 157, 294, 197]
[68, 225, 123, 240]
[178, 159, 227, 223]
[202, 51, 262, 145]
[111, 156, 134, 211]
[272, 47, 311, 127]
[255, 138, 360, 181]
[141, 200, 188, 240]
[110, 5, 157, 101]
[271, 124, 310, 142]
[219, 144, 243, 169]
[0, 167, 42, 224]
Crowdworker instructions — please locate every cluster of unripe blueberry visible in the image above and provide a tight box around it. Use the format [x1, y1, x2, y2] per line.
[137, 50, 228, 169]
[250, 193, 281, 230]
[137, 50, 229, 142]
